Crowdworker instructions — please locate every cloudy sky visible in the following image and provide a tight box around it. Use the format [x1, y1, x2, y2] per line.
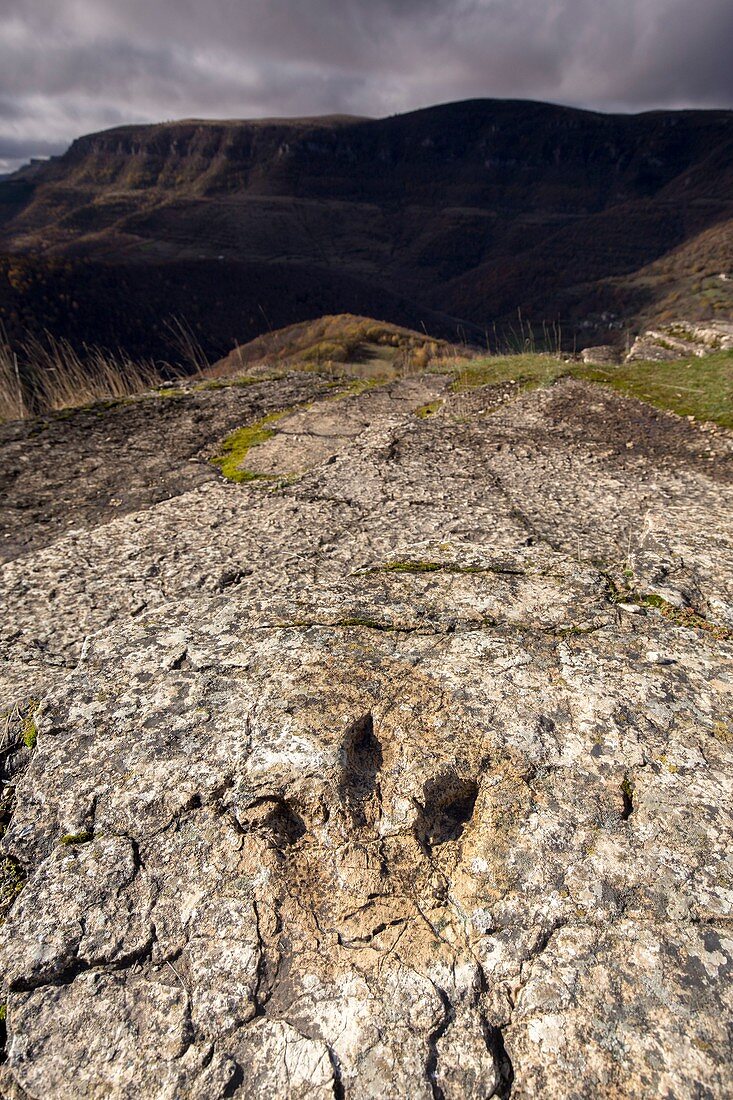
[2, 0, 733, 172]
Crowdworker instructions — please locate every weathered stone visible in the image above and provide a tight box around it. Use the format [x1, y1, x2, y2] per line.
[0, 369, 732, 1097]
[626, 320, 733, 362]
[580, 344, 621, 365]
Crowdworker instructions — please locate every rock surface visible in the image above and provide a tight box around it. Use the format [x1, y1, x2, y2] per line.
[626, 320, 733, 362]
[1, 367, 733, 1098]
[580, 345, 621, 365]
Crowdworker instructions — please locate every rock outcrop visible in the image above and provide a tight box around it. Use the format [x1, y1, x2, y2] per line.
[580, 345, 622, 366]
[1, 367, 732, 1098]
[626, 320, 733, 362]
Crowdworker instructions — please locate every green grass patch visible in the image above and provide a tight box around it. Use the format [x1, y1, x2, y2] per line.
[211, 409, 291, 483]
[447, 350, 733, 428]
[579, 351, 733, 428]
[448, 354, 569, 393]
[210, 350, 731, 488]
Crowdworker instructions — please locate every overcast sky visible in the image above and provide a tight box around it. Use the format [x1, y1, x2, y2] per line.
[2, 0, 732, 172]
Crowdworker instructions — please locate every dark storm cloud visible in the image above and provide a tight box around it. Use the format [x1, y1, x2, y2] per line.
[1, 0, 732, 170]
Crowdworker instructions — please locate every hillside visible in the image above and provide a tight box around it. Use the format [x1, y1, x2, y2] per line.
[207, 314, 465, 378]
[1, 99, 731, 359]
[1, 343, 732, 1097]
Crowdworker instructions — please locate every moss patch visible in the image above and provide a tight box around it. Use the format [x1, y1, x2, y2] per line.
[605, 575, 733, 640]
[323, 378, 378, 402]
[194, 376, 257, 392]
[211, 409, 291, 483]
[272, 616, 420, 634]
[155, 387, 185, 399]
[334, 617, 414, 632]
[375, 559, 524, 577]
[60, 830, 93, 846]
[380, 560, 445, 574]
[211, 382, 378, 485]
[0, 858, 26, 921]
[1, 700, 40, 751]
[637, 593, 733, 640]
[415, 400, 443, 419]
[21, 709, 38, 749]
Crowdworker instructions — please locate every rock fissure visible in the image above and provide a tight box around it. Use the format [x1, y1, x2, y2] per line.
[425, 982, 455, 1100]
[254, 616, 610, 640]
[7, 928, 158, 995]
[327, 1045, 346, 1100]
[482, 1020, 515, 1100]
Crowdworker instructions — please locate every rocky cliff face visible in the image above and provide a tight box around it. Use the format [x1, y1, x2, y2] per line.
[22, 100, 733, 205]
[1, 366, 732, 1097]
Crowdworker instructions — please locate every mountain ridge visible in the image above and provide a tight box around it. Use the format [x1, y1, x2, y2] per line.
[1, 97, 731, 359]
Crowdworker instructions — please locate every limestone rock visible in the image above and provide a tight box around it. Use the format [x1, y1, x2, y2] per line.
[580, 344, 621, 365]
[1, 368, 732, 1098]
[626, 320, 733, 362]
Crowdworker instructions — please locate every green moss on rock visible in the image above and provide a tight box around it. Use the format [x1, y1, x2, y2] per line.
[0, 858, 26, 920]
[415, 401, 443, 419]
[211, 410, 290, 483]
[60, 830, 93, 846]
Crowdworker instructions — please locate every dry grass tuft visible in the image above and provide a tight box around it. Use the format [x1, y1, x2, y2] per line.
[0, 328, 205, 422]
[0, 335, 28, 421]
[24, 334, 163, 413]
